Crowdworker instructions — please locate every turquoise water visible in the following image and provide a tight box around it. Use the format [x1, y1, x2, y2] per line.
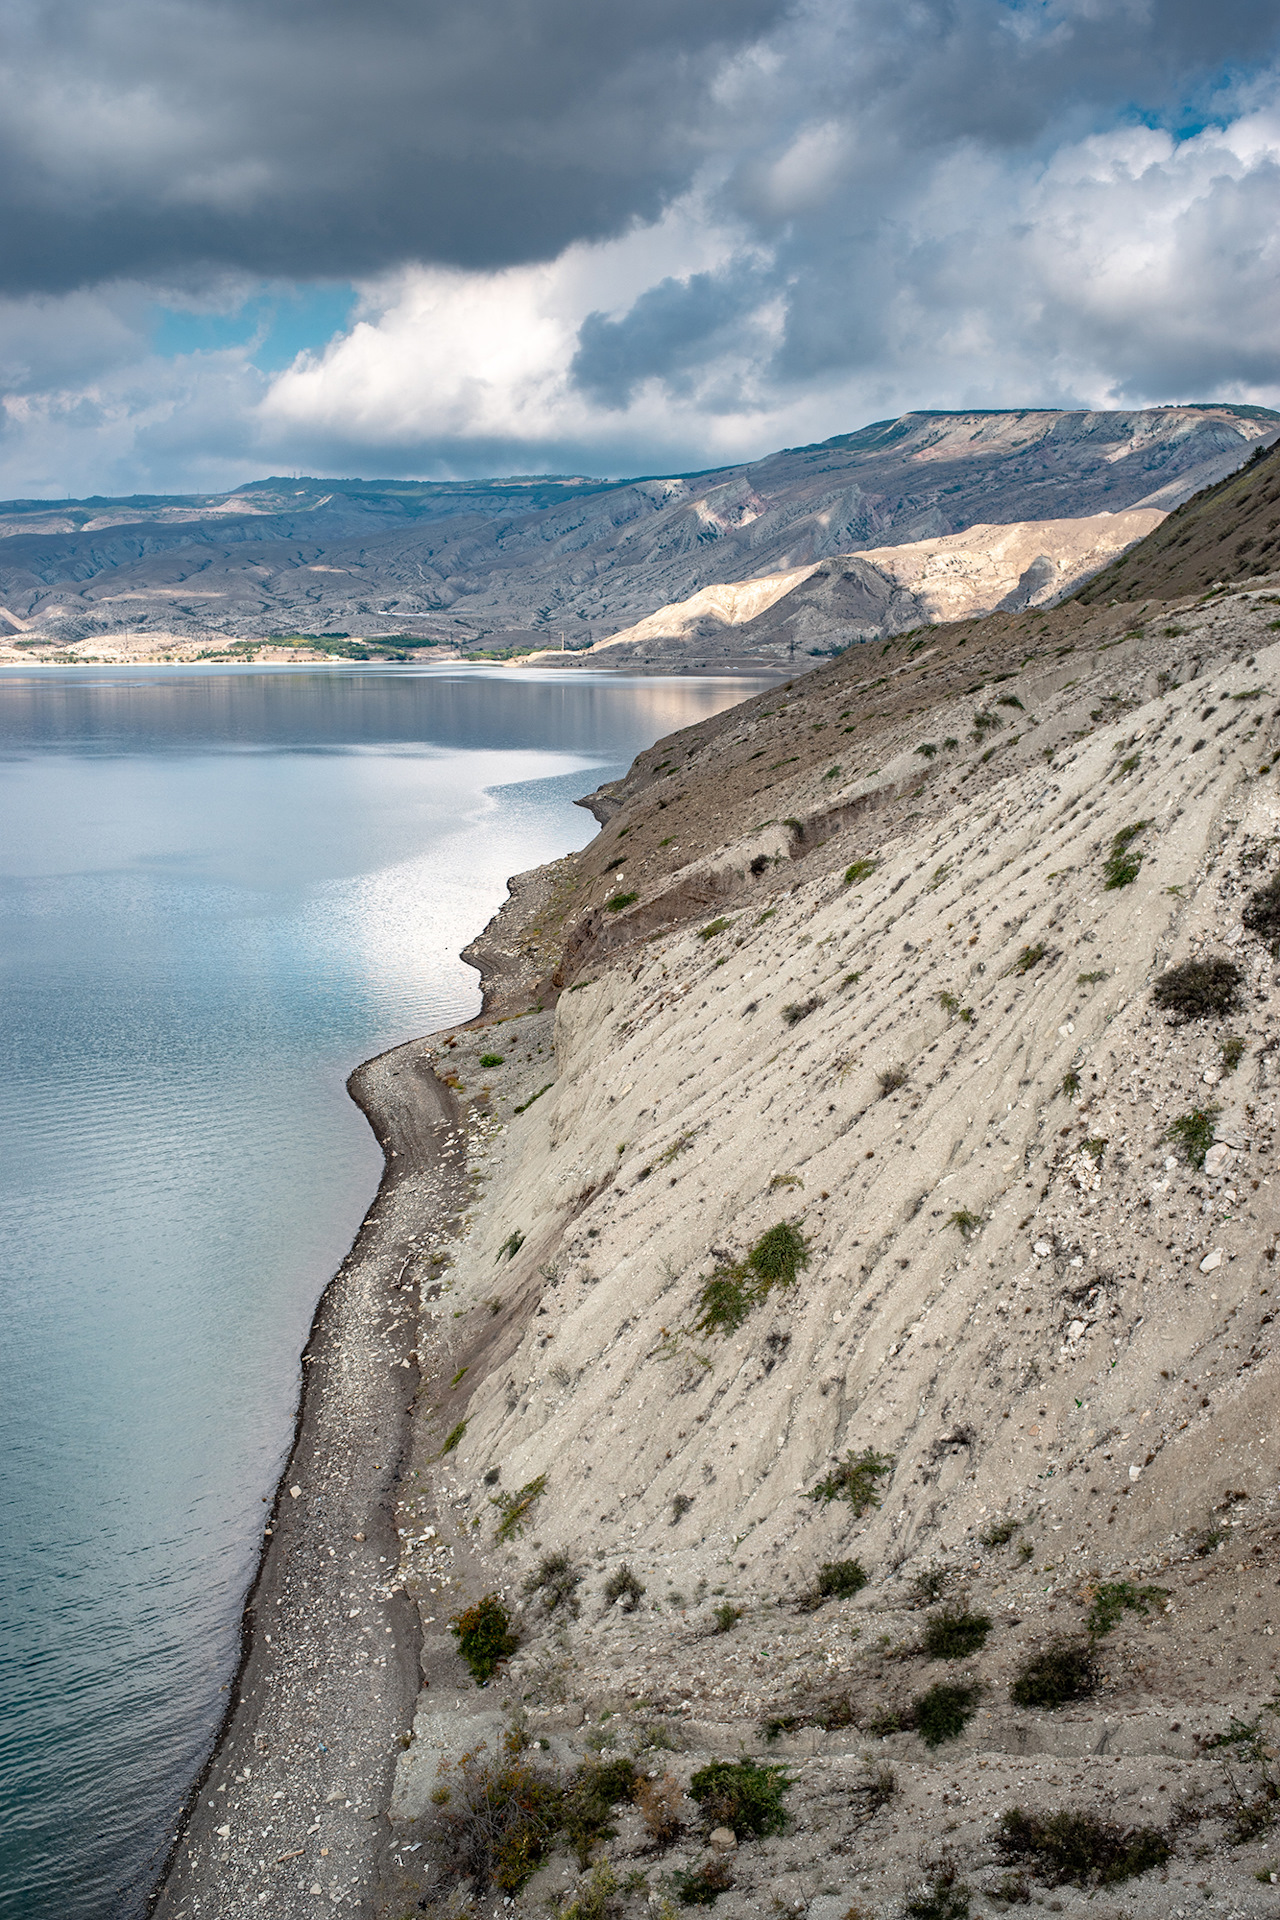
[0, 664, 768, 1919]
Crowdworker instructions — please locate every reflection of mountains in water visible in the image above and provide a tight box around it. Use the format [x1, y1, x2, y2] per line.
[2, 404, 1275, 651]
[0, 662, 775, 756]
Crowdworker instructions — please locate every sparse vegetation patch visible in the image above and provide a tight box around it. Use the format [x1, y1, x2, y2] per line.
[1152, 956, 1244, 1022]
[1009, 1641, 1096, 1709]
[451, 1594, 519, 1685]
[996, 1808, 1170, 1886]
[688, 1758, 792, 1838]
[491, 1473, 547, 1542]
[913, 1680, 983, 1748]
[1085, 1580, 1168, 1637]
[1102, 820, 1148, 889]
[1164, 1105, 1220, 1169]
[923, 1607, 992, 1660]
[805, 1447, 893, 1514]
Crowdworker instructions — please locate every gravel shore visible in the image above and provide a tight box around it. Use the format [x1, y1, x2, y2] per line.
[151, 1039, 465, 1920]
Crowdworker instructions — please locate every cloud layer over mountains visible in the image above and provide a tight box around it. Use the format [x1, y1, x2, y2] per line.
[2, 0, 1279, 495]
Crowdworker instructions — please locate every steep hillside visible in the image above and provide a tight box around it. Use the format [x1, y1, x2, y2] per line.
[526, 510, 1164, 671]
[1, 405, 1272, 654]
[357, 451, 1280, 1919]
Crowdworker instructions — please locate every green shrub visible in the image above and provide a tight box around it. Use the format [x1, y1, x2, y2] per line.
[695, 1222, 809, 1335]
[1085, 1580, 1168, 1638]
[522, 1550, 582, 1616]
[439, 1419, 468, 1456]
[671, 1860, 733, 1906]
[1152, 956, 1244, 1022]
[603, 1564, 645, 1611]
[451, 1594, 519, 1685]
[559, 1860, 620, 1920]
[694, 1270, 754, 1334]
[491, 1474, 547, 1542]
[430, 1750, 562, 1891]
[561, 1757, 639, 1865]
[480, 1052, 505, 1067]
[916, 742, 938, 758]
[1012, 942, 1047, 975]
[1164, 1106, 1219, 1169]
[1220, 1035, 1247, 1072]
[781, 996, 820, 1025]
[877, 1064, 909, 1095]
[948, 1208, 982, 1237]
[817, 1558, 869, 1598]
[605, 891, 638, 913]
[713, 1602, 743, 1633]
[1102, 820, 1149, 889]
[688, 1758, 792, 1838]
[805, 1447, 893, 1514]
[996, 1808, 1170, 1886]
[1009, 1641, 1095, 1709]
[913, 1681, 983, 1748]
[747, 1220, 810, 1288]
[844, 858, 878, 885]
[698, 917, 732, 941]
[1243, 870, 1280, 943]
[497, 1230, 525, 1260]
[923, 1607, 992, 1660]
[1061, 1070, 1081, 1096]
[980, 1516, 1020, 1548]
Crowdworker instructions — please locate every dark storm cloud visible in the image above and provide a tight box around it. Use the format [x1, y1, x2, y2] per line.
[570, 264, 773, 410]
[0, 0, 786, 295]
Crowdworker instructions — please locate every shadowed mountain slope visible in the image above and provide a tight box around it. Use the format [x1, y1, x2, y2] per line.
[1, 405, 1273, 651]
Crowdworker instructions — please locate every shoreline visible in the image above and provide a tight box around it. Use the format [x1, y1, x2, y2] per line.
[150, 1037, 467, 1920]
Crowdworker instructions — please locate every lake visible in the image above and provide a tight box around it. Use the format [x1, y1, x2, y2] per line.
[0, 663, 770, 1920]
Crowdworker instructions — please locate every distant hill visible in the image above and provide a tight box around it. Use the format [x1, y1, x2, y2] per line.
[0, 404, 1275, 651]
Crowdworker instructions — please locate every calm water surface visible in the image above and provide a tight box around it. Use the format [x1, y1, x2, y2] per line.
[0, 664, 769, 1919]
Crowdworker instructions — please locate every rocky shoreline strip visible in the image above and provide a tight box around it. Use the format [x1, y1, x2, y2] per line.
[151, 1038, 467, 1920]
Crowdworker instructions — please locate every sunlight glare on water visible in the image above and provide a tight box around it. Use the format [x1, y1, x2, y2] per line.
[0, 663, 770, 1919]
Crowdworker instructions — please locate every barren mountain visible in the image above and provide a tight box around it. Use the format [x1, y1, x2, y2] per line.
[530, 509, 1165, 671]
[1, 405, 1273, 654]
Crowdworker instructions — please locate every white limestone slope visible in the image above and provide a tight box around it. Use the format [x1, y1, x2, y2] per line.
[434, 636, 1280, 1602]
[536, 509, 1165, 667]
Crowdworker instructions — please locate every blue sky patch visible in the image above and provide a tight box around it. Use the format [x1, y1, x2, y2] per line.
[149, 284, 358, 371]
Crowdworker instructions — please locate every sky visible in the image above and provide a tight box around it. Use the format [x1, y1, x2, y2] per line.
[2, 0, 1279, 500]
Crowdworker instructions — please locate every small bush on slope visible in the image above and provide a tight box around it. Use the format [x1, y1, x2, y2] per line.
[1152, 956, 1243, 1022]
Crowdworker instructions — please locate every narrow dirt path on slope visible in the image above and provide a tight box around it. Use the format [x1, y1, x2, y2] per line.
[152, 1040, 466, 1920]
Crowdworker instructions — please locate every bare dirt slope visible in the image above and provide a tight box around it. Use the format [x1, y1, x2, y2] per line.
[522, 510, 1165, 671]
[358, 455, 1280, 1920]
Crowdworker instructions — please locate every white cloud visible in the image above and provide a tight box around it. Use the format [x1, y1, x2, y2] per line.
[2, 6, 1279, 494]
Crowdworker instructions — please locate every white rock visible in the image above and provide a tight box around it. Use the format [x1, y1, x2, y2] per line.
[1203, 1066, 1222, 1085]
[1129, 1464, 1142, 1481]
[1203, 1143, 1232, 1176]
[1033, 1240, 1052, 1257]
[1067, 1319, 1087, 1342]
[1199, 1247, 1224, 1273]
[708, 1827, 737, 1852]
[289, 1484, 302, 1498]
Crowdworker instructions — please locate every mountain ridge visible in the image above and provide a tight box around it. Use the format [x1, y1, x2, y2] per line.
[2, 405, 1274, 655]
